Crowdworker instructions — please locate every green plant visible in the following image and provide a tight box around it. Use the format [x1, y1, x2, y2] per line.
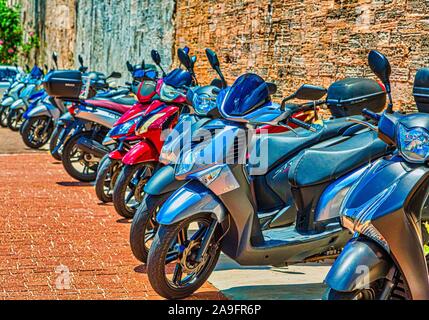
[0, 0, 22, 64]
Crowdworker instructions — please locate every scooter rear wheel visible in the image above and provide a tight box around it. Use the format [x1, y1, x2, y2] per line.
[147, 215, 221, 300]
[21, 116, 53, 149]
[61, 132, 100, 182]
[95, 156, 122, 203]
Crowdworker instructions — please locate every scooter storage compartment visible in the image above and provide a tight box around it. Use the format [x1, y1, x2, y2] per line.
[326, 78, 386, 117]
[413, 68, 429, 113]
[43, 70, 82, 99]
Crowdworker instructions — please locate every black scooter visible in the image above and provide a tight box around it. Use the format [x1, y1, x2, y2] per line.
[324, 50, 429, 300]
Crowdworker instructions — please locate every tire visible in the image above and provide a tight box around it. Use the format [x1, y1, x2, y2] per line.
[61, 132, 100, 182]
[49, 126, 63, 161]
[0, 106, 10, 127]
[130, 193, 172, 263]
[112, 163, 153, 219]
[95, 156, 122, 203]
[147, 215, 221, 299]
[21, 116, 53, 149]
[7, 108, 25, 131]
[323, 280, 388, 300]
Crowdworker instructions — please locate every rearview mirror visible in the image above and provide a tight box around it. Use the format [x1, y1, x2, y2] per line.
[108, 72, 122, 79]
[178, 48, 192, 71]
[205, 48, 220, 69]
[151, 50, 161, 66]
[126, 61, 134, 72]
[78, 54, 84, 66]
[267, 82, 277, 96]
[294, 84, 327, 100]
[52, 52, 58, 69]
[368, 50, 391, 91]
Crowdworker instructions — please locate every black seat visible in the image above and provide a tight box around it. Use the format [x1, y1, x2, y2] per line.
[252, 116, 363, 171]
[92, 95, 136, 106]
[288, 130, 388, 187]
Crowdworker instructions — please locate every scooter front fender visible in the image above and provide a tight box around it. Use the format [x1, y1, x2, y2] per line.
[27, 103, 60, 119]
[57, 112, 74, 126]
[144, 165, 186, 196]
[1, 96, 14, 107]
[10, 99, 25, 110]
[156, 181, 226, 225]
[325, 237, 393, 292]
[109, 149, 127, 160]
[122, 140, 158, 165]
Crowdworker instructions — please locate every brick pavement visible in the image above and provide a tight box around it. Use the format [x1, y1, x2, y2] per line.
[0, 130, 224, 300]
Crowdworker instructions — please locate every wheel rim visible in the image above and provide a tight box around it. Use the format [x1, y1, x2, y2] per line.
[67, 144, 98, 176]
[124, 166, 152, 211]
[27, 118, 51, 145]
[10, 110, 24, 129]
[103, 162, 121, 197]
[163, 218, 218, 289]
[144, 205, 160, 252]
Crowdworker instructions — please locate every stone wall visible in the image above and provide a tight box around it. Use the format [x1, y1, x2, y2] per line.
[12, 0, 429, 109]
[75, 0, 176, 80]
[174, 0, 429, 110]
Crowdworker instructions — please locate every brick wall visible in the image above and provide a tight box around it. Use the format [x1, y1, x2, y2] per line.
[174, 0, 429, 111]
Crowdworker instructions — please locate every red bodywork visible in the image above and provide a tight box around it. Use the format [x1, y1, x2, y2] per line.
[121, 99, 179, 165]
[256, 110, 316, 134]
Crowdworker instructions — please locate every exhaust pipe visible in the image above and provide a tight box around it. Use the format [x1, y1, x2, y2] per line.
[76, 136, 110, 158]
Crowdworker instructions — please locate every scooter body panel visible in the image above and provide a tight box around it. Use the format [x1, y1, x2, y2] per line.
[109, 148, 127, 161]
[333, 156, 429, 299]
[10, 98, 26, 110]
[144, 165, 186, 195]
[74, 105, 122, 129]
[121, 140, 158, 165]
[26, 102, 60, 119]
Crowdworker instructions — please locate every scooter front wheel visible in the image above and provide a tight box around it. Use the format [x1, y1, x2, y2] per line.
[7, 108, 25, 131]
[129, 193, 172, 263]
[95, 155, 122, 203]
[147, 215, 221, 299]
[112, 163, 153, 219]
[0, 106, 9, 127]
[21, 116, 53, 149]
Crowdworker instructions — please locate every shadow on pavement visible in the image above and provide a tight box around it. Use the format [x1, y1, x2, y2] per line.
[56, 181, 93, 187]
[220, 283, 326, 300]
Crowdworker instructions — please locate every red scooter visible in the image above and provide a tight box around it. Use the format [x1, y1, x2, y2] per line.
[112, 50, 195, 218]
[95, 55, 162, 202]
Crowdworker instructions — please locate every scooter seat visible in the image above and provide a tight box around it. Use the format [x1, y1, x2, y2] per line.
[255, 116, 362, 170]
[288, 130, 388, 187]
[85, 99, 135, 114]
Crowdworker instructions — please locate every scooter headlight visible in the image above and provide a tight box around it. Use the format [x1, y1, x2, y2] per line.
[108, 116, 140, 138]
[175, 150, 195, 177]
[397, 125, 429, 163]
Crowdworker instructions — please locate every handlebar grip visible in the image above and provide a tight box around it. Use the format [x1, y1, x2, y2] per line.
[289, 117, 317, 132]
[362, 108, 381, 121]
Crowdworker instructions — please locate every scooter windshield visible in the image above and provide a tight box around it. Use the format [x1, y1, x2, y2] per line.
[221, 73, 269, 117]
[164, 69, 192, 88]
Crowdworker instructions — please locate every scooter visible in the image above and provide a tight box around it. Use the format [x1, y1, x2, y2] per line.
[20, 53, 83, 148]
[145, 70, 390, 299]
[0, 66, 39, 128]
[129, 54, 386, 264]
[7, 66, 45, 131]
[111, 48, 197, 219]
[47, 60, 140, 163]
[95, 51, 163, 203]
[324, 50, 429, 300]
